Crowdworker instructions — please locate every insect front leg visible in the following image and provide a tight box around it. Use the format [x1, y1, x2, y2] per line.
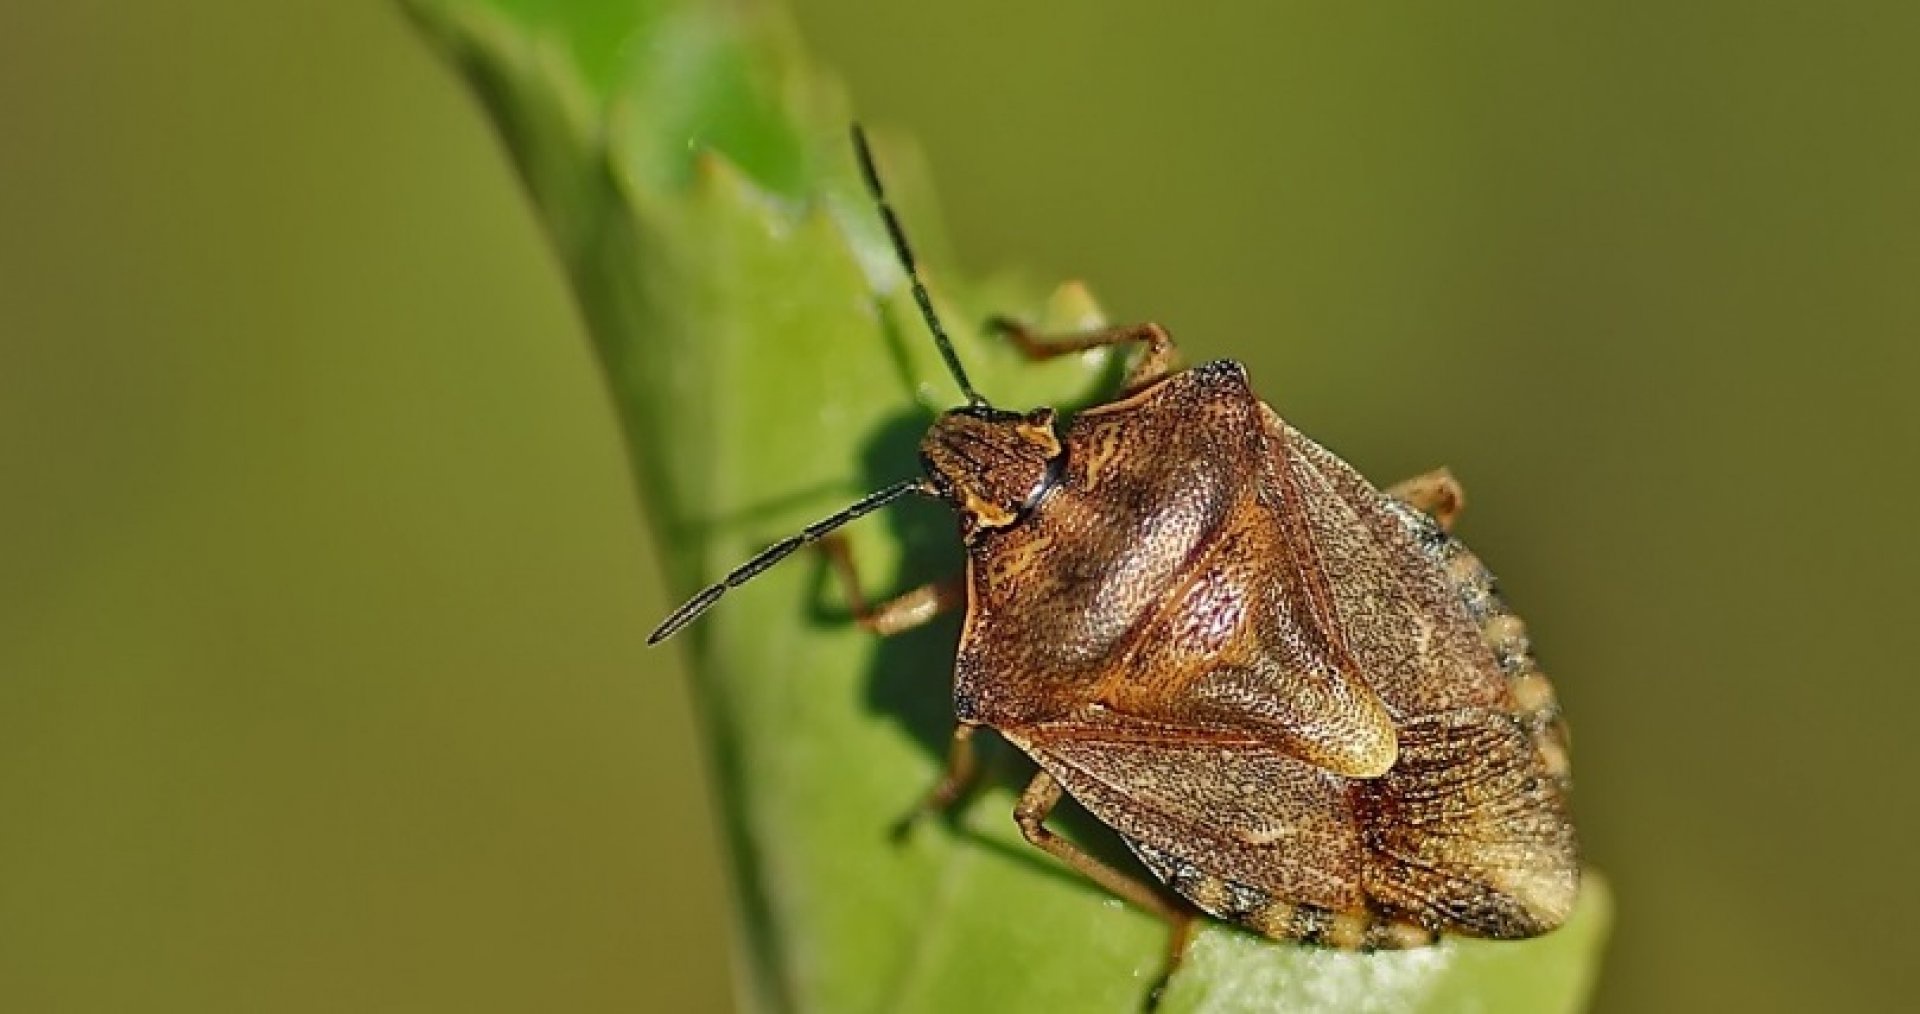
[985, 318, 1180, 396]
[817, 534, 964, 637]
[819, 539, 977, 834]
[1387, 467, 1466, 532]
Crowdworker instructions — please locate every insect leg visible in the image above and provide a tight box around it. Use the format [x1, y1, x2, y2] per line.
[891, 723, 984, 841]
[918, 724, 980, 812]
[818, 534, 964, 637]
[986, 319, 1179, 395]
[1012, 771, 1193, 928]
[1386, 467, 1466, 532]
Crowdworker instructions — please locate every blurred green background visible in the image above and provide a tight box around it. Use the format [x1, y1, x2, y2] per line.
[2, 2, 1914, 1012]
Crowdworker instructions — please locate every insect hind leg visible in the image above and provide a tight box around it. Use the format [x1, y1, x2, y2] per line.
[1386, 467, 1465, 532]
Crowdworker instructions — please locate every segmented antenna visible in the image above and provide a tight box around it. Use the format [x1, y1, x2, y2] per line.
[648, 479, 932, 644]
[851, 124, 986, 408]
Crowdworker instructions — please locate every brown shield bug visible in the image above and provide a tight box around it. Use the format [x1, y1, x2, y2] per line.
[650, 126, 1579, 967]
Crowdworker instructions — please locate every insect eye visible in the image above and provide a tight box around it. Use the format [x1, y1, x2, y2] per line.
[1022, 450, 1067, 513]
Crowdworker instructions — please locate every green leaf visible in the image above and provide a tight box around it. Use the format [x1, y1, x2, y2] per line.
[401, 1, 1612, 1011]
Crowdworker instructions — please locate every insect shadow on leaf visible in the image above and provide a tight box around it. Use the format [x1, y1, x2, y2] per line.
[805, 400, 1162, 897]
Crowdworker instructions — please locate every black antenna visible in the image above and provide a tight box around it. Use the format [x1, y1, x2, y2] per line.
[852, 124, 986, 408]
[648, 479, 932, 644]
